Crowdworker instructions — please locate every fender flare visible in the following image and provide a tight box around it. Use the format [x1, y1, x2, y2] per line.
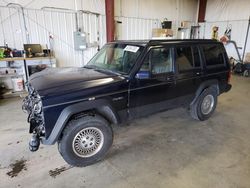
[190, 79, 219, 106]
[41, 99, 119, 145]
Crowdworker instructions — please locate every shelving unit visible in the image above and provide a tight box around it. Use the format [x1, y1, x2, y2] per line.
[0, 57, 56, 98]
[0, 74, 22, 78]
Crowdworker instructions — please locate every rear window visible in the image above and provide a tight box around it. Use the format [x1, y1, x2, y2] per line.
[201, 44, 225, 67]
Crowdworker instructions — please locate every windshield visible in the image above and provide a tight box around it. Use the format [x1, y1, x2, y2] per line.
[86, 43, 144, 74]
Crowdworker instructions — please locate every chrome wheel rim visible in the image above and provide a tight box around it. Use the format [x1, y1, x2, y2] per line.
[201, 94, 215, 115]
[72, 127, 104, 158]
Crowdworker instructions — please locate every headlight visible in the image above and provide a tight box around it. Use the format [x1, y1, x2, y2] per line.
[34, 100, 42, 114]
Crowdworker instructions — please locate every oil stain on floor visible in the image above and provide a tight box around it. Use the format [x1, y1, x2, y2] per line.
[6, 159, 27, 178]
[49, 165, 73, 178]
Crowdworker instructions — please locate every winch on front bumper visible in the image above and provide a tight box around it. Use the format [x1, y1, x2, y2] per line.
[22, 83, 45, 152]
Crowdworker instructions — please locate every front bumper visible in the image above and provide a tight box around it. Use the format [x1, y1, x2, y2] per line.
[22, 84, 45, 151]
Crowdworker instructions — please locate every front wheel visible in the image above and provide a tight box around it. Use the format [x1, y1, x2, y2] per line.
[190, 87, 218, 121]
[58, 115, 113, 167]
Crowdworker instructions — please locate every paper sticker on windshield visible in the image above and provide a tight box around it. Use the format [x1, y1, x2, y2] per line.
[124, 45, 139, 53]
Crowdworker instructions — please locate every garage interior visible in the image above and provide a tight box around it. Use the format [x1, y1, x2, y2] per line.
[0, 0, 250, 188]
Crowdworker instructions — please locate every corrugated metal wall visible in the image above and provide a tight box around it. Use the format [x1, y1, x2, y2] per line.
[0, 6, 162, 67]
[0, 6, 106, 67]
[0, 6, 25, 49]
[115, 16, 160, 40]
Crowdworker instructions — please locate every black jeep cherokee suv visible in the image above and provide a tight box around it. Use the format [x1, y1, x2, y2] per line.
[22, 39, 231, 166]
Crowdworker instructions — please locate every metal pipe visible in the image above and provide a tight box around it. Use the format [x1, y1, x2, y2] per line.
[21, 7, 30, 43]
[77, 10, 100, 16]
[74, 0, 79, 31]
[41, 6, 101, 16]
[8, 7, 16, 47]
[242, 16, 250, 62]
[41, 7, 75, 12]
[0, 7, 6, 45]
[75, 12, 79, 31]
[6, 3, 30, 44]
[6, 3, 23, 7]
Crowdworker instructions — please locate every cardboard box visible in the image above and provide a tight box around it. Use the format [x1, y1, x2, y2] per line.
[181, 21, 189, 28]
[152, 28, 173, 37]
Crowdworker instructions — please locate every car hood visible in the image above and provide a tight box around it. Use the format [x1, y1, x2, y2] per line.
[29, 67, 121, 95]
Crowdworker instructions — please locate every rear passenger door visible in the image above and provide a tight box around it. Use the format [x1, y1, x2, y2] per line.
[174, 45, 203, 102]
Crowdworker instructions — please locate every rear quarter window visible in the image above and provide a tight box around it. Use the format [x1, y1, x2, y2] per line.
[201, 44, 225, 67]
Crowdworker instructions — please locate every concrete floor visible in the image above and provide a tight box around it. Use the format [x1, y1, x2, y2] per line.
[0, 75, 250, 188]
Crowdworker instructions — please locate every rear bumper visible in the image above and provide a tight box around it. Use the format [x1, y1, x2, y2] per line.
[220, 83, 232, 93]
[225, 84, 232, 92]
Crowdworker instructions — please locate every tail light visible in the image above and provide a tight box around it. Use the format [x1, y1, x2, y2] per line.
[227, 71, 232, 83]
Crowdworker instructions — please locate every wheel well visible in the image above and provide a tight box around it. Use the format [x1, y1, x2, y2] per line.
[67, 106, 118, 125]
[202, 84, 219, 95]
[58, 107, 117, 141]
[191, 80, 219, 106]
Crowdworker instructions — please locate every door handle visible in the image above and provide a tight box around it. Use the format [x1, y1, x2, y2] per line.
[166, 76, 173, 81]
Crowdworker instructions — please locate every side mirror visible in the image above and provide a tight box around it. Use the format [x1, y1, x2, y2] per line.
[135, 71, 150, 79]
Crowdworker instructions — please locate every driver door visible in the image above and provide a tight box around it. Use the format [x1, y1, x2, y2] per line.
[128, 46, 177, 118]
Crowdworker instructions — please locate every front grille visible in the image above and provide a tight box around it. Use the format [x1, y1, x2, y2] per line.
[22, 83, 45, 135]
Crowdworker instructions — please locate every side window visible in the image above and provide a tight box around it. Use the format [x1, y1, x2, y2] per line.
[139, 48, 173, 75]
[193, 46, 201, 67]
[201, 44, 225, 67]
[151, 48, 173, 74]
[176, 46, 193, 72]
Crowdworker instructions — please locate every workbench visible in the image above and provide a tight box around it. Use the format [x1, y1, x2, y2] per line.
[0, 57, 56, 81]
[0, 57, 56, 95]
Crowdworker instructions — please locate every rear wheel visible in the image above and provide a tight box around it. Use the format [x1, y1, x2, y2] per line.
[58, 115, 113, 167]
[190, 86, 218, 121]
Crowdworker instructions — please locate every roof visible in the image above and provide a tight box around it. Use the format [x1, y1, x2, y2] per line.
[110, 40, 150, 46]
[110, 39, 220, 47]
[149, 39, 219, 44]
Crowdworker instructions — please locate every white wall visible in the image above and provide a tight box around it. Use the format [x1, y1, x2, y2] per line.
[201, 0, 250, 58]
[1, 0, 105, 14]
[114, 0, 199, 40]
[115, 0, 198, 22]
[0, 0, 106, 67]
[0, 0, 199, 67]
[205, 0, 250, 21]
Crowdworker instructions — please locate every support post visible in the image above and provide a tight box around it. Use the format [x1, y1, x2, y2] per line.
[198, 0, 207, 22]
[105, 0, 114, 42]
[242, 16, 250, 62]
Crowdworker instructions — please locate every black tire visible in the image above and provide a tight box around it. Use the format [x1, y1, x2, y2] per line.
[190, 86, 218, 121]
[58, 115, 113, 167]
[243, 70, 249, 77]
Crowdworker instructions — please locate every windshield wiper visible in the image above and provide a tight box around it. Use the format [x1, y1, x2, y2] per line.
[84, 65, 95, 69]
[94, 68, 122, 76]
[85, 64, 122, 76]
